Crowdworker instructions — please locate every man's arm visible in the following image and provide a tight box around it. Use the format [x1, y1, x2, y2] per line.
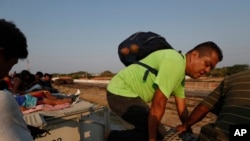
[148, 88, 167, 141]
[176, 103, 210, 132]
[175, 96, 188, 124]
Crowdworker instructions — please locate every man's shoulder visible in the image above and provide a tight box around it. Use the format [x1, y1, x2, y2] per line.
[0, 90, 17, 107]
[148, 49, 184, 60]
[0, 91, 33, 141]
[0, 90, 11, 99]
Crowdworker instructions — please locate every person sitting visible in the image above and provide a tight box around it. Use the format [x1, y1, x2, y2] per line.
[12, 70, 43, 95]
[42, 73, 59, 93]
[176, 70, 250, 140]
[35, 71, 44, 86]
[15, 90, 80, 111]
[13, 70, 80, 103]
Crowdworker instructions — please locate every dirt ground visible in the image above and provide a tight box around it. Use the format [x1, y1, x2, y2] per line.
[53, 83, 217, 135]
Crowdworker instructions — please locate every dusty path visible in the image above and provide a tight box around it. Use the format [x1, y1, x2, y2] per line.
[53, 83, 216, 134]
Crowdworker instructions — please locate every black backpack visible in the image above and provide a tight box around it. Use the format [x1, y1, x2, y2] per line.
[118, 31, 174, 81]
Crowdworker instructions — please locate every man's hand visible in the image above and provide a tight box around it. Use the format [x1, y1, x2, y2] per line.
[176, 124, 193, 133]
[176, 124, 187, 132]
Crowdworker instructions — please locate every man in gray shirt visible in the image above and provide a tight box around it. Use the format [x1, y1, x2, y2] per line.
[0, 19, 33, 141]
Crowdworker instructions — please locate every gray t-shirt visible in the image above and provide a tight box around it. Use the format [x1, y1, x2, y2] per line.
[0, 90, 33, 141]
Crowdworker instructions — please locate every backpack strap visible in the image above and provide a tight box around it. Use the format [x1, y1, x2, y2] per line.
[134, 50, 184, 82]
[134, 61, 158, 81]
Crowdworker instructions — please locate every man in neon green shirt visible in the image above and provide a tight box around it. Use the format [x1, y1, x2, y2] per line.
[106, 41, 223, 141]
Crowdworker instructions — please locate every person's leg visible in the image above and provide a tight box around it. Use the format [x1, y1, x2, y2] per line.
[42, 91, 57, 99]
[30, 90, 57, 100]
[51, 93, 78, 99]
[107, 91, 149, 141]
[48, 89, 80, 99]
[43, 98, 71, 105]
[51, 93, 70, 99]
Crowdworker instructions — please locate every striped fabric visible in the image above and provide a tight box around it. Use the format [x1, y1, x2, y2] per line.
[200, 70, 250, 140]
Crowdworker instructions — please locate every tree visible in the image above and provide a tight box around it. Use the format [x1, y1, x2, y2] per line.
[208, 64, 249, 77]
[208, 67, 228, 77]
[99, 70, 114, 77]
[226, 64, 249, 76]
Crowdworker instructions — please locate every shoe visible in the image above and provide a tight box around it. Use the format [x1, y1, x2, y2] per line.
[74, 89, 81, 96]
[71, 95, 80, 105]
[68, 89, 81, 97]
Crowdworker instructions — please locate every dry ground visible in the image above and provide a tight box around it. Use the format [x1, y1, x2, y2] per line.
[53, 83, 217, 135]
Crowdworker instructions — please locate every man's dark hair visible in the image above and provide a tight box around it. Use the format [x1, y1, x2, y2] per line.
[0, 19, 28, 60]
[44, 73, 50, 77]
[20, 70, 36, 86]
[187, 41, 223, 62]
[44, 73, 53, 79]
[36, 71, 43, 78]
[20, 70, 32, 80]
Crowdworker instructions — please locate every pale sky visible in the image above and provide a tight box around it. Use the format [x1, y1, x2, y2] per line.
[1, 0, 250, 74]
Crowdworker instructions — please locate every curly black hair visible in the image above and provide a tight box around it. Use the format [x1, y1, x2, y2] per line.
[0, 19, 28, 60]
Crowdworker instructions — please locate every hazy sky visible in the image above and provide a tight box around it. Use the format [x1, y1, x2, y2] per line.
[1, 1, 250, 74]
